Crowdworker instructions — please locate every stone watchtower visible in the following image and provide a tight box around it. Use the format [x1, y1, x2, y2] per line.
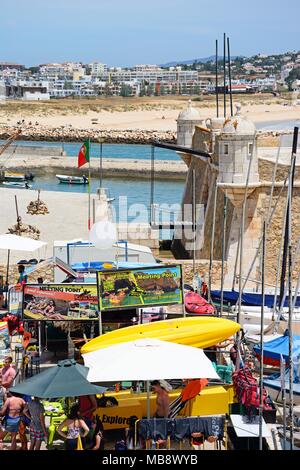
[177, 100, 203, 148]
[173, 102, 300, 288]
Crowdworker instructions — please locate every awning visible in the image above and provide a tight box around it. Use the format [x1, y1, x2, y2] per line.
[0, 234, 47, 252]
[25, 256, 77, 278]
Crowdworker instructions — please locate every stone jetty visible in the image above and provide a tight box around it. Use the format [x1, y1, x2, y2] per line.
[0, 125, 176, 144]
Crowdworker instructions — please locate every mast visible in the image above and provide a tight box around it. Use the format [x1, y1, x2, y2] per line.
[223, 33, 226, 118]
[99, 139, 103, 190]
[216, 39, 219, 118]
[220, 193, 227, 316]
[288, 126, 298, 449]
[208, 184, 218, 302]
[279, 127, 298, 307]
[259, 221, 266, 450]
[227, 36, 233, 117]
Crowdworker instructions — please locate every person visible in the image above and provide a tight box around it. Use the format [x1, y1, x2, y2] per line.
[0, 392, 25, 450]
[86, 416, 104, 451]
[0, 356, 16, 390]
[0, 377, 7, 409]
[125, 415, 139, 450]
[230, 329, 245, 366]
[43, 300, 56, 317]
[17, 265, 28, 285]
[23, 396, 47, 450]
[151, 380, 172, 418]
[78, 394, 97, 430]
[57, 404, 89, 450]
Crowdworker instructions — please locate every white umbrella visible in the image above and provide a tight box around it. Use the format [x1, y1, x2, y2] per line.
[0, 234, 47, 292]
[84, 338, 219, 383]
[0, 234, 47, 251]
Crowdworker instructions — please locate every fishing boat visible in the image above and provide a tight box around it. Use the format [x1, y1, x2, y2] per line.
[56, 174, 89, 184]
[1, 171, 35, 182]
[2, 181, 32, 189]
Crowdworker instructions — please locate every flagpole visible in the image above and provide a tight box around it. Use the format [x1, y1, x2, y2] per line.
[88, 139, 91, 230]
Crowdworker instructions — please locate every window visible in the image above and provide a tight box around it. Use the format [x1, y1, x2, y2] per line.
[248, 143, 253, 156]
[224, 144, 229, 155]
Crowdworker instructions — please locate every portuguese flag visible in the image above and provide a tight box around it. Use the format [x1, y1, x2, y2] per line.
[78, 140, 90, 168]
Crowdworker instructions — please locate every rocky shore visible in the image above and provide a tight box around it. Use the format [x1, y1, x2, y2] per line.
[0, 125, 176, 144]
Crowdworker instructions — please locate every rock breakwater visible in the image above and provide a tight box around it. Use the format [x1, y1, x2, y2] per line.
[0, 125, 176, 144]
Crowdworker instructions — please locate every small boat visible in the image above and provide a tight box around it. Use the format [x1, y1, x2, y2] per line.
[1, 171, 35, 182]
[3, 171, 25, 182]
[56, 174, 89, 184]
[2, 181, 32, 189]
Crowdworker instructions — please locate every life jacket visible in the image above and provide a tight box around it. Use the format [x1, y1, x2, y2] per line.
[184, 291, 215, 315]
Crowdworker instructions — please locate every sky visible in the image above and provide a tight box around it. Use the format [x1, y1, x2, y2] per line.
[1, 0, 299, 67]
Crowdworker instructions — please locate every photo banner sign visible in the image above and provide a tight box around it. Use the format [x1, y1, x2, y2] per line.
[97, 264, 183, 311]
[23, 284, 98, 321]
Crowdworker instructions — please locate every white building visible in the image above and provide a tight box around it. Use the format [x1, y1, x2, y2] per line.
[89, 62, 108, 76]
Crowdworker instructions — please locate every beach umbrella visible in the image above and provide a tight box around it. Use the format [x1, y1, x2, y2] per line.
[84, 338, 220, 383]
[10, 359, 106, 399]
[0, 233, 47, 285]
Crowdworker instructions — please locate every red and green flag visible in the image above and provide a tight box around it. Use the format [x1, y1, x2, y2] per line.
[78, 140, 90, 168]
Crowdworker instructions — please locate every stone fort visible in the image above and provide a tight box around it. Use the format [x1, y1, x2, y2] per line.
[173, 101, 300, 289]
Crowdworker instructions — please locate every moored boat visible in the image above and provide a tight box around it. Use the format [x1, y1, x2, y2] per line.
[56, 174, 89, 184]
[2, 181, 32, 189]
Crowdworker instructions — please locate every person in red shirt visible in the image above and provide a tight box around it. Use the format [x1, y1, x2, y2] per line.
[0, 357, 16, 390]
[78, 395, 97, 429]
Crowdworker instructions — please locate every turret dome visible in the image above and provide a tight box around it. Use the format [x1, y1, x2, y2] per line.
[222, 103, 256, 135]
[177, 100, 201, 121]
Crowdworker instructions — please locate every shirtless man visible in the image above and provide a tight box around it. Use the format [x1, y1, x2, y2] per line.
[0, 393, 25, 450]
[151, 380, 171, 418]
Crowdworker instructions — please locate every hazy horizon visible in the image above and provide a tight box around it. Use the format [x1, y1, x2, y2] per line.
[1, 0, 299, 67]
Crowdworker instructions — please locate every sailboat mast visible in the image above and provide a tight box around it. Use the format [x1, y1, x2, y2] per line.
[259, 221, 266, 450]
[288, 126, 298, 449]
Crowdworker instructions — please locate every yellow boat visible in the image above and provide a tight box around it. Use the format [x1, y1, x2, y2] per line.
[95, 384, 236, 430]
[81, 316, 240, 354]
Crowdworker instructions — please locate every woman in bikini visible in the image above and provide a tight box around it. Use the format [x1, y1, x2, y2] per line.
[57, 404, 89, 450]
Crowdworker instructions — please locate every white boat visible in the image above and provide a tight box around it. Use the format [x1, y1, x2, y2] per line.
[2, 181, 32, 189]
[56, 174, 89, 184]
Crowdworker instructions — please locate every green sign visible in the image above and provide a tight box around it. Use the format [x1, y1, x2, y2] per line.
[97, 265, 183, 311]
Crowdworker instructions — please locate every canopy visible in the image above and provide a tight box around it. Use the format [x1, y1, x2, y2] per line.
[211, 289, 300, 308]
[84, 338, 220, 383]
[0, 234, 47, 252]
[25, 256, 77, 277]
[81, 316, 240, 354]
[10, 359, 106, 399]
[71, 261, 156, 272]
[253, 332, 300, 362]
[263, 367, 300, 396]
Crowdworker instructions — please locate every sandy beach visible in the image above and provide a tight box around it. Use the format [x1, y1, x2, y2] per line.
[0, 95, 299, 133]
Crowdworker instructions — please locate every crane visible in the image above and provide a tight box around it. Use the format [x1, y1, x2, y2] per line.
[0, 129, 22, 157]
[0, 129, 22, 180]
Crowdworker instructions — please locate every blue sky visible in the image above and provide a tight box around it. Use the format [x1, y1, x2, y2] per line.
[1, 0, 299, 66]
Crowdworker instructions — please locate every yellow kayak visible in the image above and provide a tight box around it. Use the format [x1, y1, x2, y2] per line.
[81, 316, 240, 354]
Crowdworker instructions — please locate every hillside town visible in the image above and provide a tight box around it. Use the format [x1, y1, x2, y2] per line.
[0, 50, 300, 100]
